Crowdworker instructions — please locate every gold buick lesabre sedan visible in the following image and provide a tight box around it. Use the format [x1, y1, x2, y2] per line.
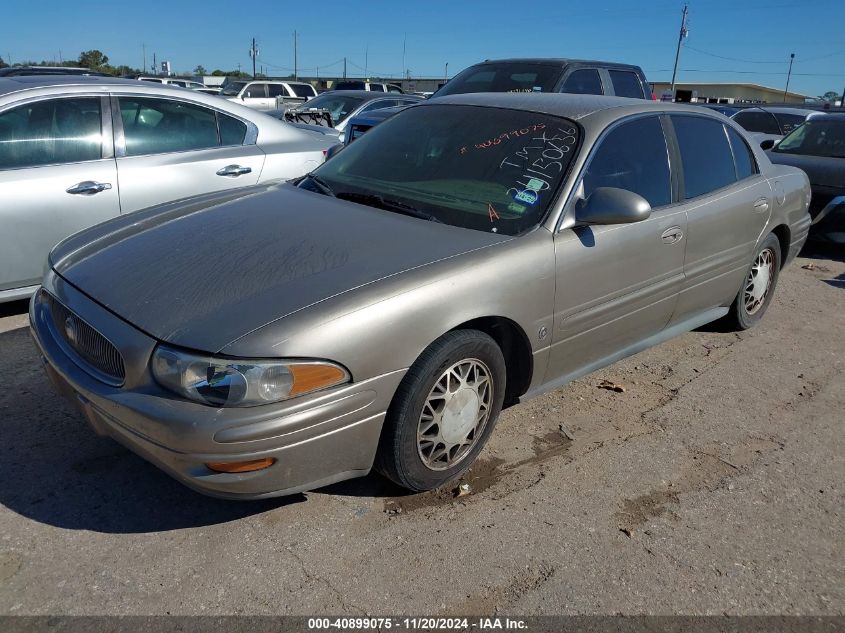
[30, 93, 811, 498]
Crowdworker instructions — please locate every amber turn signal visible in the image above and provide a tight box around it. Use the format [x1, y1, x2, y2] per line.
[289, 364, 348, 396]
[206, 457, 276, 473]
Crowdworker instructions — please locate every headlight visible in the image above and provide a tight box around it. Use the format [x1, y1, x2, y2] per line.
[151, 345, 349, 407]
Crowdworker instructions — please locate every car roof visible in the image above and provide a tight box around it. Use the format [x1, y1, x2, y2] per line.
[735, 106, 812, 116]
[427, 92, 678, 121]
[807, 111, 845, 120]
[472, 57, 644, 70]
[319, 90, 419, 102]
[0, 75, 153, 97]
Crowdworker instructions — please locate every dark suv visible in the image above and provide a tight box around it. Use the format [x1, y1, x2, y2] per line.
[434, 58, 652, 99]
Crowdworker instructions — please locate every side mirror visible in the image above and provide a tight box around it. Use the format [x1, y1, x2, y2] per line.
[576, 187, 651, 225]
[325, 143, 344, 160]
[760, 139, 776, 151]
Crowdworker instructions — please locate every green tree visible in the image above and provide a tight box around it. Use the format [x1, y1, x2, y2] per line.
[78, 50, 109, 70]
[193, 65, 208, 76]
[820, 91, 840, 103]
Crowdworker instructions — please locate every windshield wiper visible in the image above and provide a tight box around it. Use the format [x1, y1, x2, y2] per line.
[303, 173, 336, 197]
[335, 192, 443, 223]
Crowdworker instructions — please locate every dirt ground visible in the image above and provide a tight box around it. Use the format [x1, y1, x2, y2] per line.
[0, 248, 842, 616]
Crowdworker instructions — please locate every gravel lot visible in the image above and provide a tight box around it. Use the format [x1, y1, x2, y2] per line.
[0, 248, 842, 616]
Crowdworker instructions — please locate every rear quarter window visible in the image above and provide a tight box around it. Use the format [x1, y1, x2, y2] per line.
[561, 69, 603, 95]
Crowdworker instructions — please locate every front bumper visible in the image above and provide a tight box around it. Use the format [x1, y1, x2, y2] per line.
[29, 272, 405, 499]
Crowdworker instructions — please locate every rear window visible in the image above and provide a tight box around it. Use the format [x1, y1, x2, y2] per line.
[608, 70, 645, 99]
[435, 63, 563, 97]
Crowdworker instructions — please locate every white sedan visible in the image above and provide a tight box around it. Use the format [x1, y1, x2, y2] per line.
[0, 76, 335, 302]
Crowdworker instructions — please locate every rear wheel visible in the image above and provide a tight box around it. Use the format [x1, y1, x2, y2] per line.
[376, 329, 506, 492]
[725, 233, 781, 330]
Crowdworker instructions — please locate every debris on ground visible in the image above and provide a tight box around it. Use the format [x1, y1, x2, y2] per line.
[558, 423, 576, 441]
[620, 528, 633, 538]
[597, 380, 626, 393]
[455, 483, 472, 498]
[802, 263, 831, 272]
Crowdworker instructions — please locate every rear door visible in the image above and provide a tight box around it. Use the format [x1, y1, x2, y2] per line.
[111, 94, 265, 213]
[240, 82, 273, 110]
[0, 95, 119, 293]
[546, 114, 687, 382]
[667, 114, 772, 322]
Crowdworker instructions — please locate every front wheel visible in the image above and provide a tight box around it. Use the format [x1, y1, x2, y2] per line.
[725, 233, 782, 330]
[375, 329, 506, 492]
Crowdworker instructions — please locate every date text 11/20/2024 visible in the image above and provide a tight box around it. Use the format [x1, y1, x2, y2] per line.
[307, 617, 528, 630]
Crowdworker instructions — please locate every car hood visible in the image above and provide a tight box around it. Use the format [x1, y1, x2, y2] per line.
[766, 151, 845, 191]
[51, 184, 508, 352]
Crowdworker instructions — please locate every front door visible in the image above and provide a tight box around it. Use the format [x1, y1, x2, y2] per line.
[0, 96, 119, 293]
[112, 95, 265, 213]
[546, 114, 687, 382]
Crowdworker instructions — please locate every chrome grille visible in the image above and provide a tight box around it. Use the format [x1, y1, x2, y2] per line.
[46, 293, 126, 384]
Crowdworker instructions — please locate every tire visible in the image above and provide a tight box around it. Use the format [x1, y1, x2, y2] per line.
[725, 232, 782, 330]
[375, 329, 507, 492]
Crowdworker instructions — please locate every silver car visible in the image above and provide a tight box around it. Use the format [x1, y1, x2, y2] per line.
[0, 76, 335, 302]
[30, 94, 811, 499]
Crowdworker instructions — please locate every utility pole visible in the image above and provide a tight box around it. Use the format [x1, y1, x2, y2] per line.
[153, 52, 157, 76]
[670, 3, 689, 100]
[402, 34, 406, 80]
[444, 62, 448, 82]
[343, 57, 347, 79]
[142, 44, 146, 76]
[365, 44, 368, 78]
[293, 31, 298, 80]
[783, 53, 795, 102]
[249, 37, 258, 79]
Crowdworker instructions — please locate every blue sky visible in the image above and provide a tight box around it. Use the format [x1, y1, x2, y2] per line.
[3, 0, 844, 97]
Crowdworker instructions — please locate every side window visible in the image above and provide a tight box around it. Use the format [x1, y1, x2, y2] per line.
[242, 83, 267, 98]
[561, 69, 603, 95]
[387, 85, 403, 93]
[0, 97, 102, 169]
[582, 116, 671, 208]
[360, 100, 397, 114]
[267, 84, 287, 98]
[608, 70, 645, 99]
[219, 113, 248, 146]
[773, 113, 806, 135]
[119, 97, 220, 156]
[672, 115, 737, 199]
[727, 126, 758, 180]
[732, 110, 780, 135]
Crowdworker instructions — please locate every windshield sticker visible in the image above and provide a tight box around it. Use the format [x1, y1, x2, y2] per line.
[514, 189, 539, 205]
[508, 202, 527, 214]
[488, 203, 501, 222]
[526, 178, 545, 191]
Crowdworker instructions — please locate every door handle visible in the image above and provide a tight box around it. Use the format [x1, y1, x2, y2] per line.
[216, 165, 252, 177]
[66, 181, 112, 195]
[753, 197, 770, 213]
[661, 226, 684, 244]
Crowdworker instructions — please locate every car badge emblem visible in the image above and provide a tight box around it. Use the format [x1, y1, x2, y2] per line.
[64, 316, 79, 346]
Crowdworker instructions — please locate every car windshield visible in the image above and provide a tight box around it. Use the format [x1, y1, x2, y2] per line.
[299, 104, 580, 236]
[435, 63, 564, 97]
[298, 93, 366, 125]
[773, 119, 845, 158]
[220, 82, 247, 96]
